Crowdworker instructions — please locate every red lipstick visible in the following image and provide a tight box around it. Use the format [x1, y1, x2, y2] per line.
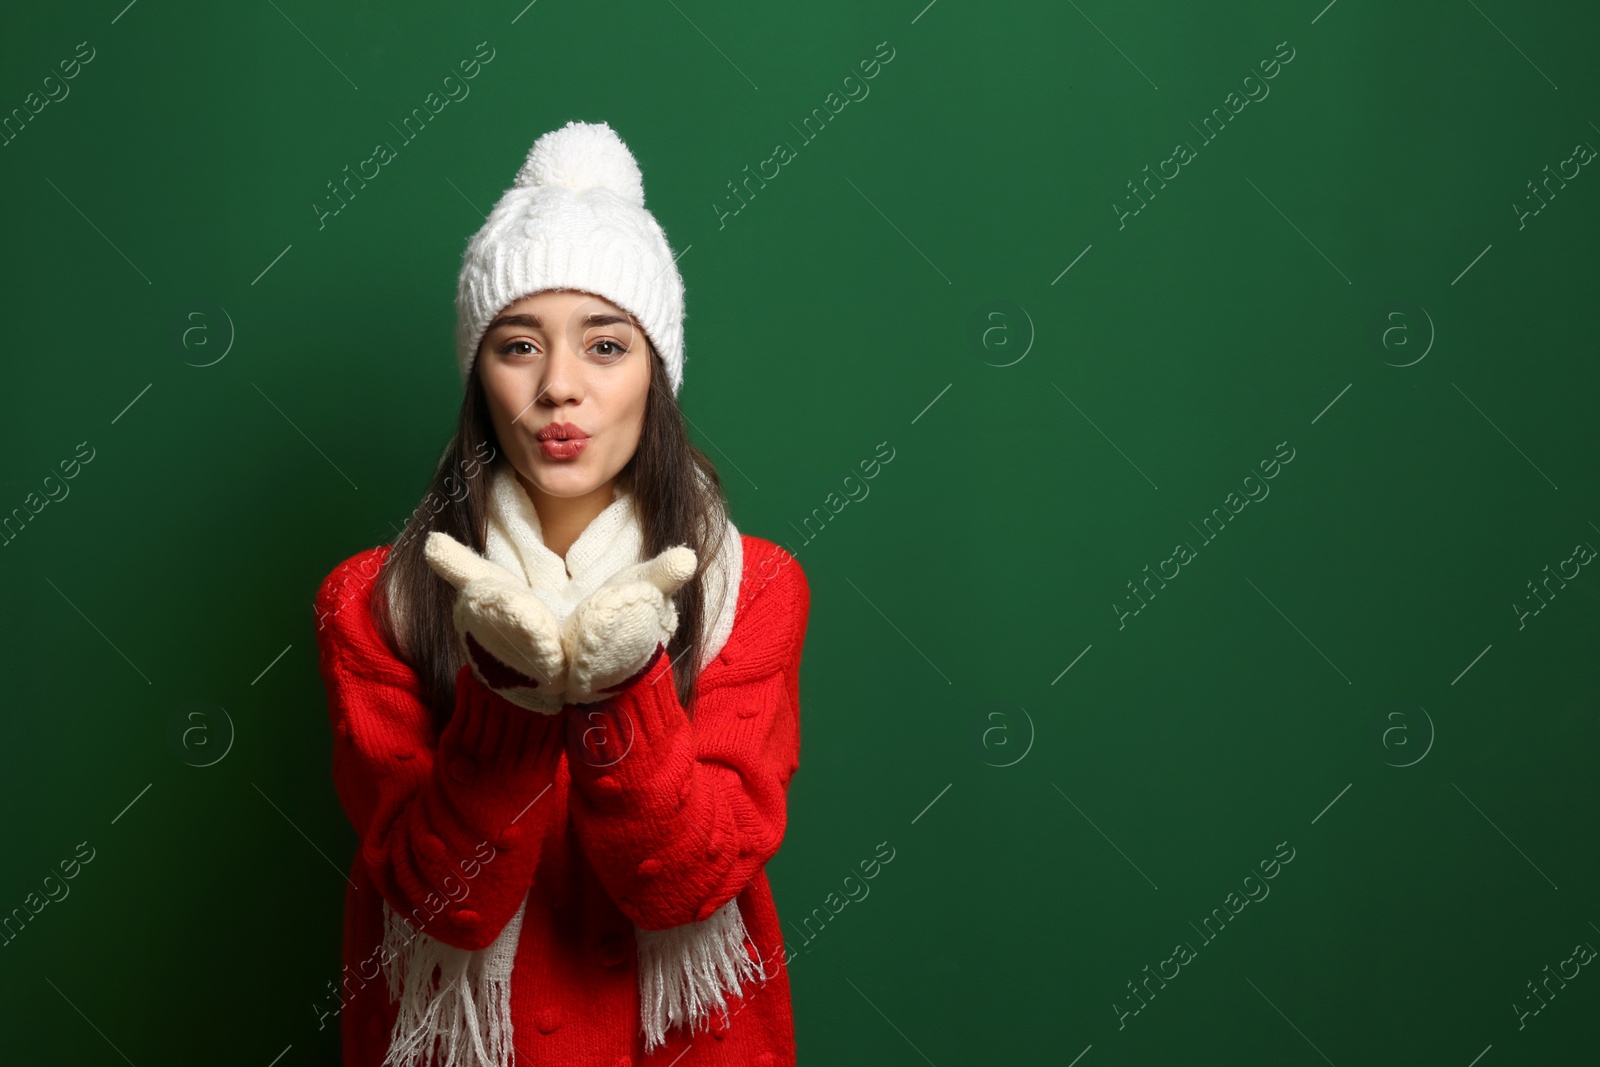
[536, 421, 590, 461]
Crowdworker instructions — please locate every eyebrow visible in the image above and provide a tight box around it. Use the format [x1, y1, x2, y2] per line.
[484, 311, 636, 333]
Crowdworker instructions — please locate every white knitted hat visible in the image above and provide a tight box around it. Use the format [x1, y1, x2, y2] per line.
[454, 120, 687, 394]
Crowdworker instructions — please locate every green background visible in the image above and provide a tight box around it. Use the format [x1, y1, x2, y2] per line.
[2, 0, 1596, 1063]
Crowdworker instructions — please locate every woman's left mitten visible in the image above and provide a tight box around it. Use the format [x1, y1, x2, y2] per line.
[562, 546, 697, 706]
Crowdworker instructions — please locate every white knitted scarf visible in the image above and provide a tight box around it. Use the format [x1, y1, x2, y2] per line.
[379, 460, 764, 1064]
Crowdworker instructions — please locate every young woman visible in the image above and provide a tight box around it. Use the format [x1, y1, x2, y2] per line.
[313, 120, 809, 1067]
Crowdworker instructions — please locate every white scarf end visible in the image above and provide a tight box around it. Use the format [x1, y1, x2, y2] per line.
[636, 898, 770, 1054]
[379, 900, 520, 1067]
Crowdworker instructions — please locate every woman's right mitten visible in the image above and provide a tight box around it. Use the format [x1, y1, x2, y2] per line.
[423, 531, 569, 715]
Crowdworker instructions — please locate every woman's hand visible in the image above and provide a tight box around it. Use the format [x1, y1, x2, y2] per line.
[561, 545, 698, 706]
[423, 530, 569, 715]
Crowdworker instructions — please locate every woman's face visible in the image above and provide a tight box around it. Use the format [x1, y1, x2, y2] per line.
[477, 288, 651, 503]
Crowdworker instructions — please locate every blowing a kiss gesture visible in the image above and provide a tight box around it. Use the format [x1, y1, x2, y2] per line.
[424, 529, 697, 712]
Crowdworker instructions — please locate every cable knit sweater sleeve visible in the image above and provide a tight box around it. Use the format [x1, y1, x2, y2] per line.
[564, 540, 809, 931]
[315, 547, 567, 952]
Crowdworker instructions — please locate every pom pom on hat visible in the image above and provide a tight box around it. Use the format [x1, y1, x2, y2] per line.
[514, 120, 646, 207]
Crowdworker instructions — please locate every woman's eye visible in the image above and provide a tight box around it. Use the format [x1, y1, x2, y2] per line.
[500, 340, 537, 357]
[589, 339, 627, 360]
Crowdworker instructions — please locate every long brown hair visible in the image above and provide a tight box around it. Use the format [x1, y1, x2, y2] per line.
[372, 340, 731, 735]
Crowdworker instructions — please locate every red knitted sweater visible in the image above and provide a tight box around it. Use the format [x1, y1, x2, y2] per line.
[313, 534, 809, 1066]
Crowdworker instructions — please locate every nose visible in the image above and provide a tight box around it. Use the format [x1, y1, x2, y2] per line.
[536, 335, 585, 407]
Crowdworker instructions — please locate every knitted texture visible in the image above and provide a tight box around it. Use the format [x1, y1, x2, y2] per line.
[314, 532, 808, 1066]
[406, 460, 744, 1059]
[478, 462, 743, 671]
[454, 120, 687, 394]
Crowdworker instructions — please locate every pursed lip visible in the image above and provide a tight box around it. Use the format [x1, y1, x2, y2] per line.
[535, 422, 591, 441]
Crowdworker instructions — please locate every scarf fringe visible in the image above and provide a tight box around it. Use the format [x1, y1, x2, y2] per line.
[379, 899, 523, 1067]
[636, 898, 768, 1054]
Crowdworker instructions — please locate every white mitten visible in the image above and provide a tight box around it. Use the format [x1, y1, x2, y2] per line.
[561, 546, 698, 706]
[424, 531, 569, 715]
